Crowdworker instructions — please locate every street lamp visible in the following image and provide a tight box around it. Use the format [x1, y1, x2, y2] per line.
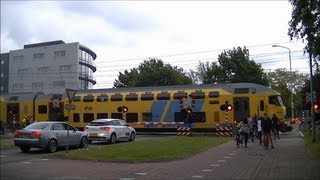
[272, 45, 294, 121]
[33, 91, 44, 122]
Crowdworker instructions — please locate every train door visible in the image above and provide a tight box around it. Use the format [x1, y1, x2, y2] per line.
[257, 96, 266, 118]
[7, 103, 20, 124]
[233, 97, 249, 123]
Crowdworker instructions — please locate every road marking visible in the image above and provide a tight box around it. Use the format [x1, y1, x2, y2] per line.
[210, 164, 220, 167]
[202, 169, 212, 172]
[224, 156, 231, 159]
[228, 153, 236, 156]
[41, 159, 49, 161]
[119, 178, 135, 180]
[192, 175, 204, 178]
[21, 161, 33, 164]
[133, 173, 148, 176]
[298, 131, 304, 137]
[218, 160, 226, 162]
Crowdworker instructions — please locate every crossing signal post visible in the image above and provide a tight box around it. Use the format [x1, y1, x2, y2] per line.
[117, 106, 128, 121]
[220, 101, 233, 123]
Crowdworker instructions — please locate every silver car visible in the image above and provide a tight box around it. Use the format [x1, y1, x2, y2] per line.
[14, 121, 89, 153]
[84, 118, 136, 144]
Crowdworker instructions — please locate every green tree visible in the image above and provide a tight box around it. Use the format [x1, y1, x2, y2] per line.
[288, 0, 320, 64]
[266, 68, 308, 117]
[194, 47, 268, 85]
[114, 58, 192, 87]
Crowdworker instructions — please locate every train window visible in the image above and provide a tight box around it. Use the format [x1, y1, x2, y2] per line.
[97, 113, 108, 119]
[260, 100, 265, 111]
[157, 92, 170, 100]
[83, 113, 94, 123]
[111, 113, 122, 119]
[190, 92, 205, 99]
[234, 88, 250, 94]
[243, 101, 248, 111]
[73, 113, 80, 122]
[83, 95, 94, 102]
[73, 96, 81, 102]
[141, 93, 154, 101]
[97, 95, 108, 102]
[209, 91, 219, 98]
[125, 94, 138, 101]
[126, 113, 138, 123]
[38, 105, 47, 114]
[9, 96, 19, 101]
[142, 113, 152, 122]
[269, 95, 281, 106]
[111, 94, 123, 101]
[173, 92, 187, 100]
[209, 100, 219, 104]
[174, 112, 187, 122]
[192, 112, 206, 123]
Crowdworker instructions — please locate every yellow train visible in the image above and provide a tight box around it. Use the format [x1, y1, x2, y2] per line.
[0, 83, 286, 132]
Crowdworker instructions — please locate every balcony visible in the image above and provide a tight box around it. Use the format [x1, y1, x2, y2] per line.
[79, 73, 96, 85]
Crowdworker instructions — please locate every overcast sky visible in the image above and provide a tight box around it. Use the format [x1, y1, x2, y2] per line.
[1, 1, 310, 88]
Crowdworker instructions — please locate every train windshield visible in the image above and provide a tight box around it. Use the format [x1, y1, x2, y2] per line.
[269, 95, 284, 106]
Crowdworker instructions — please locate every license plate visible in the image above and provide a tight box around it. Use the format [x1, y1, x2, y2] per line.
[89, 133, 97, 137]
[21, 134, 30, 138]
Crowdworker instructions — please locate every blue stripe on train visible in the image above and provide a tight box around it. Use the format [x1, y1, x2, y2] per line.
[163, 100, 204, 122]
[150, 101, 167, 121]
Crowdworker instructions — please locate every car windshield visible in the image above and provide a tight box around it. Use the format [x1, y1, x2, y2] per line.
[25, 123, 49, 130]
[88, 121, 113, 126]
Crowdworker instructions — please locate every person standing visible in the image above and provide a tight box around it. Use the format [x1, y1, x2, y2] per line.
[262, 113, 274, 149]
[238, 117, 252, 148]
[257, 116, 263, 145]
[272, 114, 280, 139]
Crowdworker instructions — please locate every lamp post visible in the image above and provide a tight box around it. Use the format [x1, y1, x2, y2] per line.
[33, 91, 44, 122]
[272, 45, 294, 121]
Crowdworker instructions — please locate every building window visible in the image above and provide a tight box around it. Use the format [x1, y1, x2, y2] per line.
[60, 65, 72, 72]
[1, 60, 5, 64]
[32, 82, 43, 90]
[13, 83, 23, 91]
[1, 86, 3, 91]
[54, 50, 66, 58]
[33, 53, 44, 60]
[38, 67, 49, 74]
[18, 68, 29, 79]
[53, 81, 65, 88]
[1, 73, 3, 78]
[13, 55, 23, 63]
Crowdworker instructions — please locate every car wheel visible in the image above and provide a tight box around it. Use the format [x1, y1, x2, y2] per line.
[19, 145, 31, 152]
[47, 139, 58, 153]
[108, 133, 116, 144]
[79, 137, 89, 148]
[88, 140, 93, 144]
[129, 132, 135, 141]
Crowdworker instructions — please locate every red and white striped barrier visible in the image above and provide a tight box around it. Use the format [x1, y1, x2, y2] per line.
[216, 124, 233, 137]
[177, 127, 192, 136]
[130, 122, 185, 126]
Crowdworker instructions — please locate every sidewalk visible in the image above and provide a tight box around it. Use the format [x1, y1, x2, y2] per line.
[1, 129, 320, 180]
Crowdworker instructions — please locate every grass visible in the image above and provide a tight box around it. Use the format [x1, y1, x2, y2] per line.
[301, 126, 320, 158]
[51, 135, 232, 162]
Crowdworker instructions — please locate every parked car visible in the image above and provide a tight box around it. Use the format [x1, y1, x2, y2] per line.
[13, 121, 89, 153]
[84, 118, 136, 144]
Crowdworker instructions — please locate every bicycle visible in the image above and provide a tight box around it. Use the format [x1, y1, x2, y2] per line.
[235, 129, 244, 148]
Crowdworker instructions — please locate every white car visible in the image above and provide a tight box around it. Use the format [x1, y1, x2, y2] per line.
[84, 118, 136, 144]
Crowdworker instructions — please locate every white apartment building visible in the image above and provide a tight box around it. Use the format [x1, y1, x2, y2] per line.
[3, 40, 97, 94]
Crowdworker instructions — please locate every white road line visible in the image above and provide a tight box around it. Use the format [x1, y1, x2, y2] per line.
[224, 156, 231, 158]
[228, 153, 236, 156]
[119, 178, 135, 180]
[192, 175, 204, 178]
[218, 160, 226, 162]
[21, 161, 33, 164]
[41, 158, 49, 161]
[202, 169, 212, 172]
[133, 173, 148, 176]
[298, 131, 304, 137]
[210, 164, 220, 167]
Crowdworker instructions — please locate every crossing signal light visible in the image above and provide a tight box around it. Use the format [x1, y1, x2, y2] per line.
[9, 110, 13, 115]
[314, 104, 319, 110]
[181, 108, 192, 114]
[220, 104, 233, 111]
[117, 106, 128, 113]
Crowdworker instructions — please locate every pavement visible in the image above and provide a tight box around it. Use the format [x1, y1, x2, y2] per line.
[1, 126, 320, 180]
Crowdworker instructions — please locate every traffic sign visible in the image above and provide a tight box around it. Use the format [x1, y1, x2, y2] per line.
[65, 104, 76, 110]
[66, 88, 77, 103]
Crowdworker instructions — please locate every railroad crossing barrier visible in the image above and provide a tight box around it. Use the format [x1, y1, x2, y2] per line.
[216, 123, 233, 137]
[177, 127, 192, 136]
